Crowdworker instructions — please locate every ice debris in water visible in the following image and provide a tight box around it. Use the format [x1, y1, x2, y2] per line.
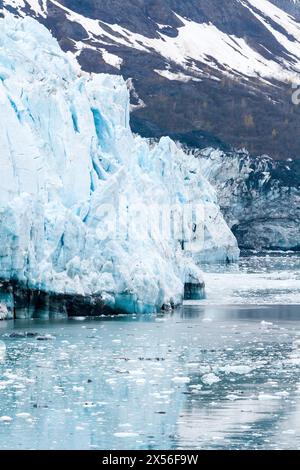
[0, 416, 12, 423]
[219, 364, 253, 375]
[171, 376, 191, 384]
[261, 321, 274, 327]
[0, 304, 9, 320]
[0, 14, 238, 315]
[201, 373, 221, 385]
[0, 341, 6, 361]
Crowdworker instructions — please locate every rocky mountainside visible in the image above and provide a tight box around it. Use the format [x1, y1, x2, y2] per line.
[191, 147, 300, 250]
[1, 0, 300, 160]
[271, 0, 300, 19]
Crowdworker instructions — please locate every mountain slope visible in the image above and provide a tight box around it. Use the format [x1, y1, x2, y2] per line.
[271, 0, 300, 19]
[188, 146, 300, 250]
[1, 0, 300, 159]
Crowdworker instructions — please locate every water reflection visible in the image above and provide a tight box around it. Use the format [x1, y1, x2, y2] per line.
[0, 303, 299, 449]
[181, 304, 300, 321]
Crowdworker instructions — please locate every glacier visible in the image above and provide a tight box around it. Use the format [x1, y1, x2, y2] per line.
[0, 14, 239, 319]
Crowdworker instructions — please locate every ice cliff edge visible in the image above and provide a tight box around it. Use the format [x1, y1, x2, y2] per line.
[0, 14, 239, 318]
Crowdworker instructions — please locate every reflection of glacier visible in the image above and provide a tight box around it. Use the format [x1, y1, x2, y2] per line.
[0, 15, 238, 317]
[177, 398, 281, 449]
[0, 317, 190, 450]
[176, 361, 300, 450]
[1, 308, 300, 449]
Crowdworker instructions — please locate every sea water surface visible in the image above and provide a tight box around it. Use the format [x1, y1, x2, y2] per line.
[0, 253, 300, 450]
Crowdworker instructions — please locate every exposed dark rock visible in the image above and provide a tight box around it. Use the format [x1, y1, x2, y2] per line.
[36, 335, 55, 341]
[189, 146, 300, 250]
[7, 331, 39, 338]
[0, 280, 118, 319]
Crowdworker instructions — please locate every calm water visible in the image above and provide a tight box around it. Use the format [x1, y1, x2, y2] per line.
[0, 254, 300, 450]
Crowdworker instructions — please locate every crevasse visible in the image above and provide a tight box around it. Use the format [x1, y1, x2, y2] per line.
[0, 14, 239, 318]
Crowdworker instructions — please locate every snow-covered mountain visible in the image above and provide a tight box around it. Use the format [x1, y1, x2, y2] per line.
[0, 14, 238, 319]
[1, 0, 300, 159]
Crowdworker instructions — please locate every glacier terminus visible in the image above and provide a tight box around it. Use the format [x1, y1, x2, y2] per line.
[0, 14, 239, 319]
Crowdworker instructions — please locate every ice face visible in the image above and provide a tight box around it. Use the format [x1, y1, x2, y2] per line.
[0, 14, 239, 315]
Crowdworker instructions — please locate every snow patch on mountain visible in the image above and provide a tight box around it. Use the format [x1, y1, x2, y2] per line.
[5, 0, 300, 84]
[100, 49, 123, 69]
[154, 69, 202, 83]
[4, 0, 47, 17]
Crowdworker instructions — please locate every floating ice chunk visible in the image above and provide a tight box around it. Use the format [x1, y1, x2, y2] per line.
[113, 432, 139, 438]
[0, 341, 6, 360]
[226, 394, 240, 401]
[186, 362, 200, 369]
[201, 373, 221, 385]
[0, 416, 12, 422]
[258, 393, 280, 401]
[220, 364, 252, 375]
[72, 386, 85, 393]
[261, 321, 274, 327]
[199, 365, 211, 374]
[16, 413, 32, 419]
[202, 317, 213, 323]
[0, 304, 9, 320]
[275, 391, 290, 398]
[135, 378, 146, 385]
[172, 376, 191, 384]
[75, 426, 85, 431]
[189, 384, 203, 390]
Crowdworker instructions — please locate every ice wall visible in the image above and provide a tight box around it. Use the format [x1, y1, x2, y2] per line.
[0, 14, 239, 317]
